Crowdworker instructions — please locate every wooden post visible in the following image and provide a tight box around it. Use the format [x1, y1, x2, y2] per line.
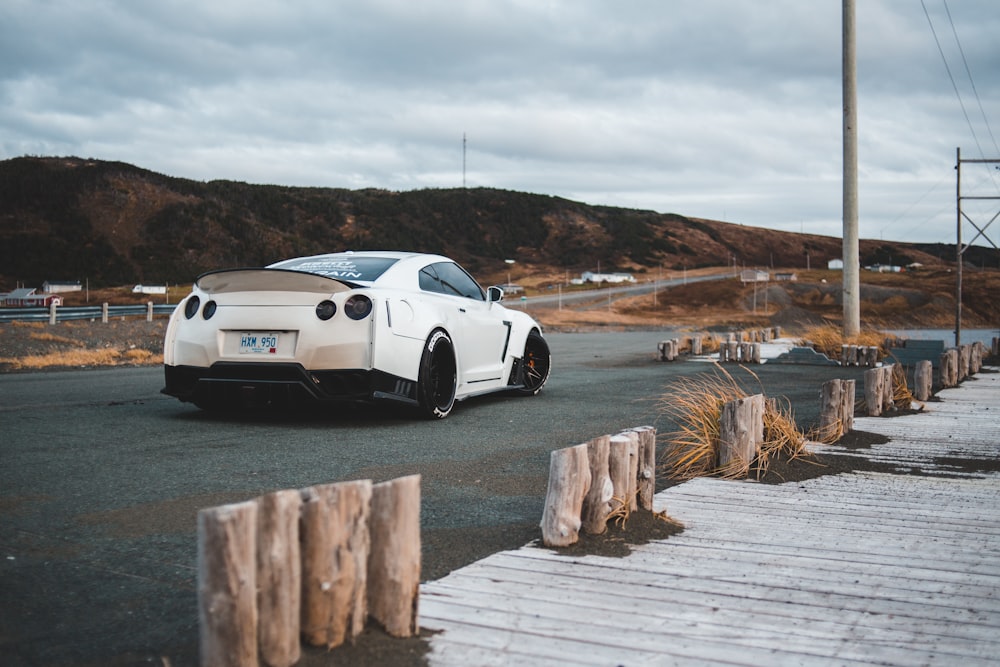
[739, 342, 751, 363]
[718, 394, 764, 477]
[818, 379, 845, 441]
[940, 348, 959, 388]
[863, 367, 883, 416]
[541, 444, 592, 547]
[256, 490, 301, 667]
[146, 301, 154, 322]
[198, 501, 259, 667]
[609, 432, 639, 512]
[101, 302, 109, 324]
[581, 435, 612, 535]
[299, 480, 372, 649]
[750, 342, 761, 364]
[993, 337, 999, 357]
[725, 340, 739, 363]
[959, 345, 971, 380]
[630, 426, 656, 511]
[368, 475, 421, 638]
[882, 364, 895, 412]
[48, 302, 57, 325]
[914, 360, 932, 401]
[841, 379, 855, 434]
[691, 335, 703, 356]
[973, 341, 984, 374]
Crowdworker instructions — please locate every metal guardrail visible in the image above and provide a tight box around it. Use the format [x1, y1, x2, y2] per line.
[0, 304, 177, 323]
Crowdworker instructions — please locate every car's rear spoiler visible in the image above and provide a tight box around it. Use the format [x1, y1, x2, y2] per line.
[194, 268, 362, 294]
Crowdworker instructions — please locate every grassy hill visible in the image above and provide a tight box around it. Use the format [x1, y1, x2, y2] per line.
[2, 156, 985, 291]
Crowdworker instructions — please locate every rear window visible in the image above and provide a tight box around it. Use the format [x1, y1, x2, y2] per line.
[269, 255, 399, 282]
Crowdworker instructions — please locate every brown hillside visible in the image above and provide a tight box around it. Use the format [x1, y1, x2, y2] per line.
[2, 156, 988, 293]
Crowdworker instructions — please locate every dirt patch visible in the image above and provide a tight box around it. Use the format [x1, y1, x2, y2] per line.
[0, 319, 166, 371]
[543, 508, 685, 559]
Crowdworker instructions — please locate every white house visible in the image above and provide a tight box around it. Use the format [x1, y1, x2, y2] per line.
[740, 270, 769, 283]
[1, 287, 63, 307]
[580, 271, 635, 284]
[133, 284, 168, 295]
[42, 280, 82, 293]
[827, 259, 844, 270]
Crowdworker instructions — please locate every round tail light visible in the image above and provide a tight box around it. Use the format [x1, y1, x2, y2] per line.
[315, 300, 337, 321]
[184, 295, 200, 319]
[345, 294, 373, 320]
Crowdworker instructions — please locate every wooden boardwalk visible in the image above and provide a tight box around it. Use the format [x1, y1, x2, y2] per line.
[420, 370, 1000, 666]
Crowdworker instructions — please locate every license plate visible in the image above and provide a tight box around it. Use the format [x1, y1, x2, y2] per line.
[239, 332, 279, 354]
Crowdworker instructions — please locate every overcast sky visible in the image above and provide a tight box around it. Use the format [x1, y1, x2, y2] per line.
[3, 1, 999, 245]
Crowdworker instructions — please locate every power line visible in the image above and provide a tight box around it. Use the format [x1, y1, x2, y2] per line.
[943, 0, 1000, 158]
[921, 1, 988, 160]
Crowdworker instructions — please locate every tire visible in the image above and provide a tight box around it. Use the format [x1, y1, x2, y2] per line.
[515, 330, 551, 396]
[417, 329, 457, 419]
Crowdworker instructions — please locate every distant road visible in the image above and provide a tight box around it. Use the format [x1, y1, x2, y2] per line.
[514, 269, 734, 308]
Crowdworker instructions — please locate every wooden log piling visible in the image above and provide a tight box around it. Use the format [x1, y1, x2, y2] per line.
[256, 490, 302, 667]
[540, 444, 592, 547]
[198, 501, 259, 667]
[658, 339, 679, 361]
[690, 335, 703, 356]
[914, 360, 933, 401]
[631, 426, 656, 511]
[368, 475, 421, 638]
[940, 348, 959, 388]
[300, 480, 372, 649]
[718, 394, 765, 477]
[608, 432, 639, 512]
[581, 435, 613, 534]
[863, 365, 895, 416]
[818, 378, 855, 441]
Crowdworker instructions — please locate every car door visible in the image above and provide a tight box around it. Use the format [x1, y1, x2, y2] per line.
[421, 262, 510, 386]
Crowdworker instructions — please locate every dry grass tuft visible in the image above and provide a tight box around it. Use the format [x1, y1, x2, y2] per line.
[607, 494, 633, 529]
[29, 331, 86, 347]
[0, 348, 162, 369]
[658, 368, 746, 480]
[653, 508, 685, 530]
[754, 397, 809, 479]
[658, 366, 809, 482]
[798, 324, 900, 359]
[891, 363, 920, 410]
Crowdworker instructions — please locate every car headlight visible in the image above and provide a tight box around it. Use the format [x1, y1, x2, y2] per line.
[184, 295, 201, 319]
[344, 294, 373, 320]
[315, 299, 337, 321]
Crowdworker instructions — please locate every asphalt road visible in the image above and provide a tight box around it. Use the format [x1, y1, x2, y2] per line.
[0, 331, 872, 666]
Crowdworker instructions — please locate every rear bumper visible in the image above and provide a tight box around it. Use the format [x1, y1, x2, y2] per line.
[162, 362, 419, 409]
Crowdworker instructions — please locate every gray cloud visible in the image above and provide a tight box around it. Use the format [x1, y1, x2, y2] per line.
[2, 0, 998, 245]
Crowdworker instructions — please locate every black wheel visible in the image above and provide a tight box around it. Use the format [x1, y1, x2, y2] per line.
[515, 331, 550, 396]
[417, 329, 457, 419]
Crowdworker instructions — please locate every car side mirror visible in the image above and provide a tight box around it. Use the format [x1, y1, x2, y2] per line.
[487, 285, 504, 303]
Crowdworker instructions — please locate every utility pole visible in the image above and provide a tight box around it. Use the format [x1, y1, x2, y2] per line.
[954, 147, 1000, 346]
[462, 133, 467, 188]
[842, 0, 861, 338]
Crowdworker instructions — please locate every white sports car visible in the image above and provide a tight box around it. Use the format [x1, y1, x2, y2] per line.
[162, 251, 550, 418]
